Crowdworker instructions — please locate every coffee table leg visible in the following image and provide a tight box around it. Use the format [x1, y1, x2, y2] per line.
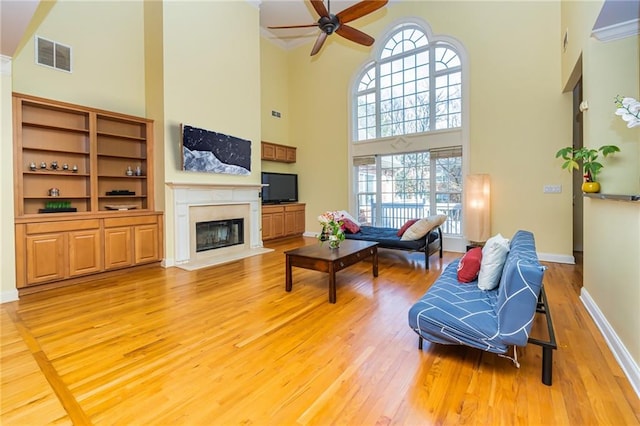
[372, 247, 378, 277]
[329, 263, 336, 304]
[286, 254, 292, 292]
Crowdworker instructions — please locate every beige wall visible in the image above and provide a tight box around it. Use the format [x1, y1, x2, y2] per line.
[160, 1, 262, 262]
[11, 0, 146, 116]
[260, 37, 299, 175]
[581, 34, 639, 366]
[285, 1, 572, 255]
[1, 56, 17, 301]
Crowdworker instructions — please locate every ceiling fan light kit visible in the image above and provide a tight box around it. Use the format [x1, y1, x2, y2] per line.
[268, 0, 388, 56]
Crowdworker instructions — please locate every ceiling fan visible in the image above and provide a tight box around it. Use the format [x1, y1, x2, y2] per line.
[268, 0, 389, 56]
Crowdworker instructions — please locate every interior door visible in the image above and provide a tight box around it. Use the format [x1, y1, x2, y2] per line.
[572, 78, 584, 253]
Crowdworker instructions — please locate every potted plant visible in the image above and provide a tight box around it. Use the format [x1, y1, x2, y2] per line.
[555, 145, 620, 193]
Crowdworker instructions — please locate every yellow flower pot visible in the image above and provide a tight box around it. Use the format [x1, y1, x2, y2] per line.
[582, 182, 600, 193]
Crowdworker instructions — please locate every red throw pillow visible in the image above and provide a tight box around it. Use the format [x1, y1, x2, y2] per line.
[342, 218, 361, 234]
[457, 247, 483, 283]
[397, 219, 419, 237]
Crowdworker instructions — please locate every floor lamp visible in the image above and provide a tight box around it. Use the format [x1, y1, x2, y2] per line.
[464, 174, 491, 246]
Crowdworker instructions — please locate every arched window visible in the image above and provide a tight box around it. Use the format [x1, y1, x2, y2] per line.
[354, 24, 462, 141]
[351, 22, 466, 238]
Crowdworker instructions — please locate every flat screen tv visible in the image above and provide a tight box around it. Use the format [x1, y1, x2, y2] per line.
[261, 172, 298, 204]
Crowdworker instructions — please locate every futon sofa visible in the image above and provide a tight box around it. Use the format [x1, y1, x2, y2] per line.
[344, 226, 443, 268]
[408, 230, 557, 385]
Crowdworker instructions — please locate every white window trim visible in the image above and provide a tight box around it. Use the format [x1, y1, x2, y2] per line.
[348, 17, 471, 252]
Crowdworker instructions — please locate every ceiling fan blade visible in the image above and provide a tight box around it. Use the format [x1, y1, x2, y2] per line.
[310, 31, 328, 56]
[268, 23, 319, 29]
[336, 24, 374, 46]
[310, 0, 329, 17]
[337, 0, 388, 24]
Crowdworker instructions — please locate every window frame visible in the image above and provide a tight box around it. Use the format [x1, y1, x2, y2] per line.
[348, 18, 470, 247]
[353, 25, 462, 142]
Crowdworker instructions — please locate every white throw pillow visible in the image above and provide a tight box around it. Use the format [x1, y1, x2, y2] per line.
[401, 214, 447, 241]
[477, 233, 510, 290]
[337, 210, 360, 226]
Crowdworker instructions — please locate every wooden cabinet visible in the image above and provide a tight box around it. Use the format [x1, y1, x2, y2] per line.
[12, 93, 163, 292]
[13, 93, 154, 216]
[262, 203, 305, 241]
[104, 215, 161, 270]
[15, 213, 162, 289]
[261, 141, 296, 163]
[19, 219, 102, 286]
[68, 229, 102, 276]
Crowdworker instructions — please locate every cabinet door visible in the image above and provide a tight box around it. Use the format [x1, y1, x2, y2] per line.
[134, 224, 159, 264]
[294, 209, 305, 234]
[26, 233, 65, 284]
[286, 147, 296, 163]
[104, 227, 133, 269]
[68, 229, 102, 276]
[261, 142, 275, 160]
[272, 212, 285, 238]
[262, 214, 274, 240]
[275, 146, 287, 161]
[284, 210, 296, 236]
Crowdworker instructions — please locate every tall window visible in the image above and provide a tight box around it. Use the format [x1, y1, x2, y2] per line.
[351, 22, 466, 237]
[354, 25, 461, 141]
[354, 148, 462, 235]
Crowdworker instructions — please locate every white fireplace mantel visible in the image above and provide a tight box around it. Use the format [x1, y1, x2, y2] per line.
[166, 182, 269, 269]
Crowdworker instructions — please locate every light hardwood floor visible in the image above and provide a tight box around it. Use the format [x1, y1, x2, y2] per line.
[2, 237, 639, 425]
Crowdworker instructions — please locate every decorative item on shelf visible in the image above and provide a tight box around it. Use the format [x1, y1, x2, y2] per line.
[40, 161, 47, 169]
[317, 211, 346, 249]
[135, 166, 142, 176]
[29, 162, 36, 171]
[105, 204, 138, 211]
[72, 164, 78, 173]
[555, 145, 620, 194]
[106, 190, 135, 196]
[48, 187, 60, 197]
[126, 166, 134, 176]
[39, 200, 76, 213]
[62, 163, 69, 171]
[50, 161, 58, 170]
[614, 95, 640, 128]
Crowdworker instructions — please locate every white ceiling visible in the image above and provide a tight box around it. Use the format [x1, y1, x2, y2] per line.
[0, 0, 40, 57]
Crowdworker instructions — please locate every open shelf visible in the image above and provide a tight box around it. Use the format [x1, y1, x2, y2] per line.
[13, 93, 155, 218]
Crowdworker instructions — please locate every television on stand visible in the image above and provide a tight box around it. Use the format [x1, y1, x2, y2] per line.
[261, 172, 298, 204]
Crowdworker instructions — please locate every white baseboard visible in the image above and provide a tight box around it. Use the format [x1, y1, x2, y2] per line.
[580, 288, 640, 399]
[1, 289, 19, 304]
[538, 252, 575, 264]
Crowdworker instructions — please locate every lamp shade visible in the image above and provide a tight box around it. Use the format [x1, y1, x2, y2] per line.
[464, 174, 491, 243]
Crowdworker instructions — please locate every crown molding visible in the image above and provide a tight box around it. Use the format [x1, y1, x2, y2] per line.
[592, 18, 640, 42]
[0, 55, 11, 75]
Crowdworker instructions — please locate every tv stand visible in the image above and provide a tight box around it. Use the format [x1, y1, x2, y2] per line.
[262, 203, 305, 241]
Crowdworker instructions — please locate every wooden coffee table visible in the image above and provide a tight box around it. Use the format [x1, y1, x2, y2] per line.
[285, 240, 379, 303]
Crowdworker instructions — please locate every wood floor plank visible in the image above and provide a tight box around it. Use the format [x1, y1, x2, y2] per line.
[1, 236, 639, 424]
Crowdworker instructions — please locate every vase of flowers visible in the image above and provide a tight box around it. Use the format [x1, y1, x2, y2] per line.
[317, 211, 346, 249]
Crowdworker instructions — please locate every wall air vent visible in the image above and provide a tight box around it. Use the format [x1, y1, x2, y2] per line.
[36, 36, 72, 72]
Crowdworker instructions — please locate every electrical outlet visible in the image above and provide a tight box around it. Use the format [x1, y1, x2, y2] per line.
[543, 184, 562, 194]
[271, 110, 281, 118]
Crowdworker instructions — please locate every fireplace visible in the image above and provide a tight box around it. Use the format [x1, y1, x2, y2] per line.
[196, 218, 244, 252]
[167, 183, 272, 270]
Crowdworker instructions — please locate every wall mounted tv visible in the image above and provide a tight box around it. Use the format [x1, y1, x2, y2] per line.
[261, 172, 298, 204]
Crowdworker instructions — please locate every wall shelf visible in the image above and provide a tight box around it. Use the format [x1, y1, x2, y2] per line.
[583, 193, 640, 202]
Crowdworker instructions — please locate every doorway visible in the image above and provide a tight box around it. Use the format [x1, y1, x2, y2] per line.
[572, 78, 584, 253]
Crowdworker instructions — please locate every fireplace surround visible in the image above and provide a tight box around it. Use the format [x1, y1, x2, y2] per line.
[167, 183, 271, 270]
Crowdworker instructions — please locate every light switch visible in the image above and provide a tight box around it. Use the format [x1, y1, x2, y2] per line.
[543, 184, 562, 194]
